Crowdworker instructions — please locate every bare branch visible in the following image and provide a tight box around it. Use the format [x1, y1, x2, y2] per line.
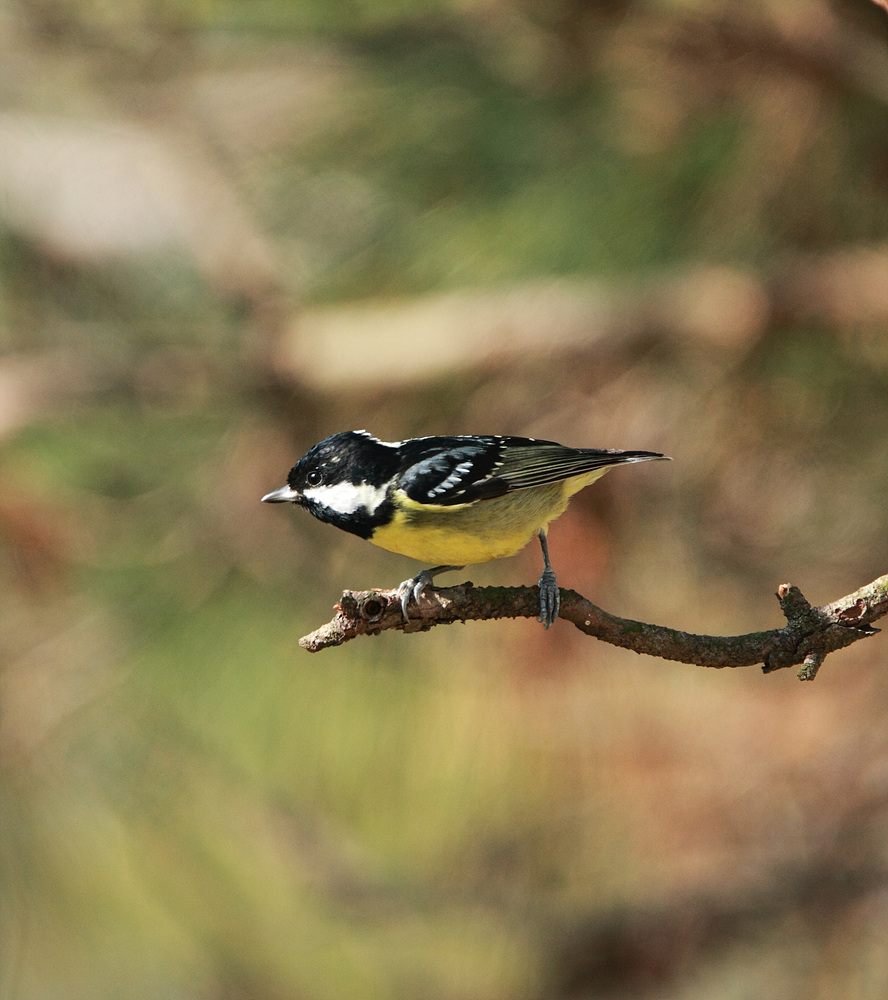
[299, 574, 888, 679]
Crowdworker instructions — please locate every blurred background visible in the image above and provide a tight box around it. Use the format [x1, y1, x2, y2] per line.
[2, 0, 888, 997]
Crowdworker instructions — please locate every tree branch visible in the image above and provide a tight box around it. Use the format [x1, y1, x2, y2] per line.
[299, 575, 888, 678]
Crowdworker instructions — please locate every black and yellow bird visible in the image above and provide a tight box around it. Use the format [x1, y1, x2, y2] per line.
[262, 431, 670, 627]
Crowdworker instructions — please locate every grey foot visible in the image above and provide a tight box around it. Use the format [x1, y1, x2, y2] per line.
[537, 567, 561, 629]
[396, 565, 463, 621]
[397, 571, 435, 620]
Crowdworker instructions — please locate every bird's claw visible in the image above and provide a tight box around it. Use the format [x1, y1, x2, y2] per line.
[397, 571, 436, 621]
[537, 567, 561, 629]
[396, 565, 463, 621]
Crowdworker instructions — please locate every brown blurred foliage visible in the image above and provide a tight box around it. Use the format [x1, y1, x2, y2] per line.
[1, 2, 888, 1000]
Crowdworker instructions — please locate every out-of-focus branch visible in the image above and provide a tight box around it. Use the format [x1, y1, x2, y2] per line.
[275, 246, 888, 390]
[299, 575, 888, 679]
[6, 245, 888, 431]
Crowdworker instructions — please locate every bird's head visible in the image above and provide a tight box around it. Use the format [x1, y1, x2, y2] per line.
[261, 431, 399, 538]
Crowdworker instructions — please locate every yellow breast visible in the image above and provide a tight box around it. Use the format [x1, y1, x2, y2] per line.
[369, 469, 610, 566]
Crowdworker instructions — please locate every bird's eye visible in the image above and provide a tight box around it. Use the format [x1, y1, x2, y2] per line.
[306, 470, 323, 487]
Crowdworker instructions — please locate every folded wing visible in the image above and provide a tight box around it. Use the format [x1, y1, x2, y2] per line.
[399, 436, 668, 507]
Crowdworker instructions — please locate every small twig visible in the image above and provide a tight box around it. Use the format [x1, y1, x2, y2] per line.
[298, 574, 888, 678]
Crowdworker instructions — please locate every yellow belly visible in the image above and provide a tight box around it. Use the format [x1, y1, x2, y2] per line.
[369, 470, 609, 566]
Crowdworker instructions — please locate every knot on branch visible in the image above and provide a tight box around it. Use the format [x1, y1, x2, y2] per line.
[336, 590, 389, 626]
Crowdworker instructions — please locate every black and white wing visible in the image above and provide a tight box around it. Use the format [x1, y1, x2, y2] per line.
[397, 436, 509, 505]
[398, 436, 668, 507]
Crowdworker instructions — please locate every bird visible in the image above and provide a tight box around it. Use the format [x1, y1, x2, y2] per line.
[262, 430, 670, 628]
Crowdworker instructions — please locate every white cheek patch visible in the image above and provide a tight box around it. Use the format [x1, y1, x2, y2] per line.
[304, 481, 388, 515]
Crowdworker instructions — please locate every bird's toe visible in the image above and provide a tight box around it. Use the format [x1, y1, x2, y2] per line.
[396, 570, 434, 621]
[537, 568, 561, 629]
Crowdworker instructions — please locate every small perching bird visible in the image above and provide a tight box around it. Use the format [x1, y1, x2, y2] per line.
[262, 431, 670, 628]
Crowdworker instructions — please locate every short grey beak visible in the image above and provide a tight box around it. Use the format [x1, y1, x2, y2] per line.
[261, 485, 300, 503]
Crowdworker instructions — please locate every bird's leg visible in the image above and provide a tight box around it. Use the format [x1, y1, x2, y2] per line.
[537, 530, 560, 629]
[396, 565, 464, 621]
